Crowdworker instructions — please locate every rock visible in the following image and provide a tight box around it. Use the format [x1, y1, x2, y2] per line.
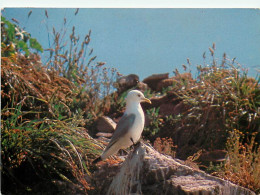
[136, 81, 149, 92]
[141, 92, 186, 116]
[143, 73, 169, 91]
[159, 103, 178, 116]
[92, 161, 123, 195]
[177, 72, 193, 80]
[150, 95, 169, 107]
[141, 93, 178, 110]
[172, 72, 193, 83]
[144, 114, 152, 126]
[97, 136, 110, 144]
[156, 73, 194, 91]
[159, 101, 188, 116]
[199, 150, 228, 162]
[96, 116, 117, 133]
[96, 132, 113, 138]
[107, 143, 255, 195]
[116, 74, 139, 93]
[141, 95, 168, 110]
[156, 78, 175, 91]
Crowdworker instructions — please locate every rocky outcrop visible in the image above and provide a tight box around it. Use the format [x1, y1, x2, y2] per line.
[116, 74, 139, 93]
[141, 92, 187, 117]
[156, 78, 175, 91]
[96, 132, 113, 138]
[96, 116, 117, 133]
[104, 143, 255, 195]
[143, 73, 169, 91]
[198, 150, 227, 163]
[142, 72, 193, 92]
[92, 161, 122, 195]
[136, 81, 149, 92]
[159, 101, 188, 116]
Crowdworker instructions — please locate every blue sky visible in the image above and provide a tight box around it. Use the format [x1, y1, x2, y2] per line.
[2, 8, 260, 79]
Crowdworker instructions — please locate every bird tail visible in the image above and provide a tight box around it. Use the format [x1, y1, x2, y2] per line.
[92, 156, 102, 164]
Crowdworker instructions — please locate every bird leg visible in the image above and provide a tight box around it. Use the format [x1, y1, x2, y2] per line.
[130, 137, 135, 145]
[130, 137, 141, 149]
[118, 149, 128, 155]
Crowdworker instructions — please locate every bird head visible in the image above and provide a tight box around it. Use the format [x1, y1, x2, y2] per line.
[126, 90, 151, 104]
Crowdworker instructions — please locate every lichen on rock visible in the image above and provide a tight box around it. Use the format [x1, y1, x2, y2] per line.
[107, 143, 255, 195]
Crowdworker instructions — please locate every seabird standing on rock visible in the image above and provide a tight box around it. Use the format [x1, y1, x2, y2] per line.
[93, 90, 151, 163]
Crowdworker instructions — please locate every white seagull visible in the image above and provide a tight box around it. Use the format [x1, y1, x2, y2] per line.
[93, 90, 151, 163]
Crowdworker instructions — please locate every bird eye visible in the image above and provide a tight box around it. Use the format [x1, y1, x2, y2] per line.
[137, 94, 141, 97]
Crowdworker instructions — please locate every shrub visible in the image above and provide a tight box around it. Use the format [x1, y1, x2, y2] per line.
[1, 16, 43, 57]
[142, 45, 259, 194]
[1, 103, 103, 193]
[1, 13, 117, 193]
[155, 45, 260, 192]
[156, 48, 260, 159]
[153, 137, 177, 158]
[42, 10, 120, 130]
[213, 129, 260, 193]
[143, 107, 162, 140]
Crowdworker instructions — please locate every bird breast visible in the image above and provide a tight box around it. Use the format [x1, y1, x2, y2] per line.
[127, 106, 145, 143]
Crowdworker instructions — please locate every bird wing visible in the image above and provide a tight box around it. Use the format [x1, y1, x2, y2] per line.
[104, 113, 136, 152]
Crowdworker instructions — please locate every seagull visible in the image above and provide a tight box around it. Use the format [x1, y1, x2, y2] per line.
[93, 90, 151, 163]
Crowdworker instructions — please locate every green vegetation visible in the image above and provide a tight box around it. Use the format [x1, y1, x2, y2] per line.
[142, 45, 260, 193]
[1, 16, 43, 57]
[2, 104, 100, 192]
[216, 130, 259, 192]
[1, 15, 117, 193]
[143, 107, 162, 138]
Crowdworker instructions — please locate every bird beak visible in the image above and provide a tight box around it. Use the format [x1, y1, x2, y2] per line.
[142, 97, 152, 104]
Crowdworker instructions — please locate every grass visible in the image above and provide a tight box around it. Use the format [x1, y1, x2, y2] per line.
[143, 107, 162, 139]
[1, 14, 117, 193]
[208, 129, 260, 193]
[141, 44, 259, 193]
[1, 93, 104, 193]
[224, 130, 259, 193]
[149, 55, 259, 158]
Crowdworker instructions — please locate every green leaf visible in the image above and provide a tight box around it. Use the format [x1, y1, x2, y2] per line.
[5, 20, 16, 41]
[29, 38, 43, 53]
[17, 40, 29, 56]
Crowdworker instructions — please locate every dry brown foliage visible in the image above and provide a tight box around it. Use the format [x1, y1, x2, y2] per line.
[1, 53, 76, 118]
[153, 137, 177, 158]
[214, 130, 260, 193]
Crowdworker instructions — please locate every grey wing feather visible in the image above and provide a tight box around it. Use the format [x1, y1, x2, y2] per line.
[104, 113, 135, 152]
